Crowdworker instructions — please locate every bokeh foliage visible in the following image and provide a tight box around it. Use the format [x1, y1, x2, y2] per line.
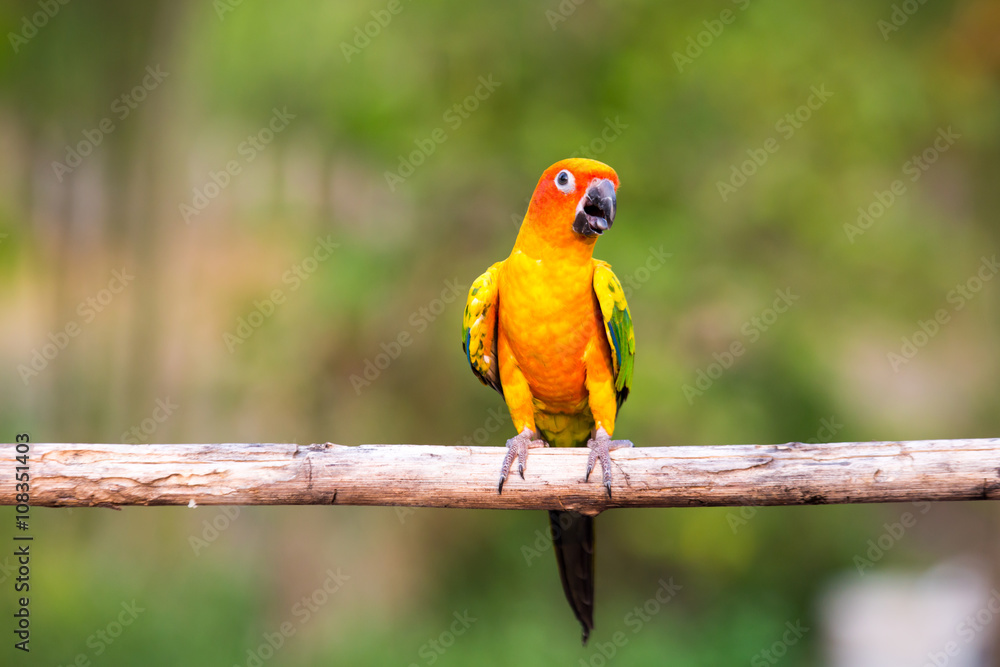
[1, 0, 999, 664]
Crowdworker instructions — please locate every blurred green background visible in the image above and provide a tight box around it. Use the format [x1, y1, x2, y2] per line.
[1, 0, 999, 664]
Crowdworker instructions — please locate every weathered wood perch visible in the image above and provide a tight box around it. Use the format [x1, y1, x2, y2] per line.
[0, 438, 1000, 513]
[2, 439, 1000, 513]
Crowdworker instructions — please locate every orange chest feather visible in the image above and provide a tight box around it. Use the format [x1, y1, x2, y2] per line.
[498, 251, 603, 407]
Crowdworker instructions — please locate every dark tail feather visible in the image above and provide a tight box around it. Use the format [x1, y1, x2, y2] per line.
[549, 510, 595, 645]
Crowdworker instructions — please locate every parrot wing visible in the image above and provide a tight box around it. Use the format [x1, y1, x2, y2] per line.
[593, 261, 634, 409]
[462, 261, 504, 396]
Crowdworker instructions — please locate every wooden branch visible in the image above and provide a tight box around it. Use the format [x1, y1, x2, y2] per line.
[3, 439, 1000, 513]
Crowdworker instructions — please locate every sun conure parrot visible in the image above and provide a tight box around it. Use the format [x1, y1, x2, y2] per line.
[461, 158, 635, 644]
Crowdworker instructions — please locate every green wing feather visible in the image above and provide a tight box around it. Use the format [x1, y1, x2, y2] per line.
[462, 262, 503, 396]
[593, 261, 635, 409]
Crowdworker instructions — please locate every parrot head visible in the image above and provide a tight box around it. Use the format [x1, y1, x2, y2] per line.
[523, 158, 620, 247]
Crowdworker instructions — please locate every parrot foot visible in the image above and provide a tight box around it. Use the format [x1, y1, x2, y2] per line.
[498, 428, 548, 494]
[585, 427, 633, 498]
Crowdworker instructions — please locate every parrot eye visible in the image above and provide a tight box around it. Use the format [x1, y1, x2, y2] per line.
[554, 170, 575, 193]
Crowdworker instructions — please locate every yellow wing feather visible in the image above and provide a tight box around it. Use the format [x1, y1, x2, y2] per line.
[462, 261, 503, 395]
[593, 261, 635, 409]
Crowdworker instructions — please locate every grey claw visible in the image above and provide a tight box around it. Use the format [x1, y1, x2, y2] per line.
[585, 447, 598, 482]
[586, 430, 633, 497]
[601, 448, 612, 496]
[498, 445, 516, 495]
[499, 429, 547, 492]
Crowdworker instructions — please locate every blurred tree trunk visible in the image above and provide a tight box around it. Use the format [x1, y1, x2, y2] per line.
[8, 0, 194, 437]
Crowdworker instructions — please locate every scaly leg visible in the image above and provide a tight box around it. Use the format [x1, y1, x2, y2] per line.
[585, 426, 633, 498]
[495, 328, 547, 494]
[498, 427, 548, 494]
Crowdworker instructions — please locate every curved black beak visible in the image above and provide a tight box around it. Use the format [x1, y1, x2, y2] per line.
[572, 178, 617, 237]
